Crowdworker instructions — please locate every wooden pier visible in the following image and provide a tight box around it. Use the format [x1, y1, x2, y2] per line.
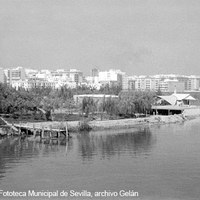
[14, 122, 71, 139]
[0, 117, 19, 136]
[0, 116, 71, 139]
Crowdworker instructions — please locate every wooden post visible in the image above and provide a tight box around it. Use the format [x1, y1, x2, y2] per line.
[49, 125, 52, 138]
[26, 127, 28, 136]
[33, 124, 36, 137]
[65, 122, 69, 138]
[40, 124, 42, 139]
[11, 122, 14, 136]
[42, 125, 44, 138]
[58, 126, 60, 138]
[18, 122, 21, 135]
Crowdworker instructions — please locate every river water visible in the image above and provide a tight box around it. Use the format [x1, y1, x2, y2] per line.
[0, 118, 200, 200]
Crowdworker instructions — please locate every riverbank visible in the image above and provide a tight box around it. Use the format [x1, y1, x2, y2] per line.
[85, 114, 194, 131]
[1, 106, 200, 136]
[88, 107, 200, 131]
[87, 107, 200, 131]
[10, 113, 199, 134]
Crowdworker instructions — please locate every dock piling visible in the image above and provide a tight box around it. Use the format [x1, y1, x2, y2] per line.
[41, 125, 44, 139]
[18, 122, 21, 135]
[49, 125, 52, 138]
[26, 123, 28, 136]
[58, 126, 61, 138]
[33, 124, 36, 137]
[65, 122, 70, 138]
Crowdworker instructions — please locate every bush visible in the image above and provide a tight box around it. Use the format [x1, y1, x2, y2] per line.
[78, 120, 92, 132]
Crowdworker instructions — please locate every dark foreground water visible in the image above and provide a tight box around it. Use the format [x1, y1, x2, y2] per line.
[0, 118, 200, 200]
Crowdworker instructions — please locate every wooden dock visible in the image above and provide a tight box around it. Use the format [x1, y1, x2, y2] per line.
[0, 117, 19, 136]
[14, 122, 70, 139]
[0, 116, 71, 139]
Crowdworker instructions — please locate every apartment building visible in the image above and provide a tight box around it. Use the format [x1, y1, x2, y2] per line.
[135, 76, 157, 91]
[91, 68, 99, 77]
[134, 76, 185, 92]
[4, 66, 26, 85]
[122, 75, 136, 90]
[3, 66, 200, 92]
[98, 69, 125, 86]
[68, 69, 83, 85]
[186, 76, 200, 91]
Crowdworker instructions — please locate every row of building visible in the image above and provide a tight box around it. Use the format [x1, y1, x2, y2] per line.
[123, 74, 200, 92]
[88, 69, 200, 92]
[0, 66, 200, 92]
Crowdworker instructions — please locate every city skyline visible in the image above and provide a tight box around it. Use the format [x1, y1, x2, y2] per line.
[1, 66, 200, 93]
[2, 66, 200, 78]
[1, 0, 200, 75]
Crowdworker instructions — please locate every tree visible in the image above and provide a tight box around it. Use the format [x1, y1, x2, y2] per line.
[99, 84, 122, 95]
[81, 97, 97, 117]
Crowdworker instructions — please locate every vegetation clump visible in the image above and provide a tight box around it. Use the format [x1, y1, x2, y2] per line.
[78, 120, 92, 132]
[80, 90, 157, 120]
[0, 82, 172, 122]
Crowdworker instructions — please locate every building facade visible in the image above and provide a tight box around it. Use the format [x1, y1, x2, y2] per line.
[5, 66, 26, 85]
[98, 69, 125, 86]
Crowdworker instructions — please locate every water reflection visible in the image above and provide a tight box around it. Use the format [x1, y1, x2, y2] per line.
[77, 127, 156, 161]
[0, 137, 71, 180]
[0, 128, 156, 180]
[1, 120, 200, 199]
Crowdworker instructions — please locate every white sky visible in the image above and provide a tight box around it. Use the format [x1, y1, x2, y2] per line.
[0, 0, 200, 75]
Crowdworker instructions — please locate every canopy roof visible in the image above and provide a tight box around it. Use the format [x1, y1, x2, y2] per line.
[158, 95, 177, 106]
[158, 93, 196, 106]
[183, 95, 196, 101]
[172, 93, 195, 101]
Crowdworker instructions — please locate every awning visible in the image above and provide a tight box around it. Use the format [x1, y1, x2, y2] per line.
[158, 95, 177, 106]
[185, 96, 196, 101]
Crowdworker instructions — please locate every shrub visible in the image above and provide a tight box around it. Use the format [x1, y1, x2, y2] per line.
[78, 120, 92, 132]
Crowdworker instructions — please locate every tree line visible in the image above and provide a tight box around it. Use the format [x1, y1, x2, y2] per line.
[81, 91, 157, 118]
[0, 83, 122, 115]
[0, 82, 158, 120]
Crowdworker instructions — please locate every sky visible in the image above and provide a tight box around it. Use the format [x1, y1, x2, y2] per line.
[0, 0, 200, 75]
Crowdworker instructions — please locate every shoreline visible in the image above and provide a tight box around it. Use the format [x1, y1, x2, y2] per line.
[1, 107, 200, 135]
[86, 114, 198, 131]
[9, 113, 200, 134]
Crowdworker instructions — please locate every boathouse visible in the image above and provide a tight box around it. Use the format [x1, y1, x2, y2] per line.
[152, 93, 196, 115]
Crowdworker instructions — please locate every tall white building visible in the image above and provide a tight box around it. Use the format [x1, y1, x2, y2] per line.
[5, 66, 26, 85]
[134, 76, 185, 92]
[98, 69, 125, 86]
[122, 75, 136, 90]
[68, 69, 83, 85]
[187, 76, 200, 91]
[135, 76, 157, 91]
[85, 76, 101, 89]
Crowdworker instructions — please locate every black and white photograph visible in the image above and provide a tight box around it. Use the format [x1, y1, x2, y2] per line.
[0, 0, 200, 199]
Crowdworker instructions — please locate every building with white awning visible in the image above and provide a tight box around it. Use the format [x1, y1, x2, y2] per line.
[152, 92, 196, 115]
